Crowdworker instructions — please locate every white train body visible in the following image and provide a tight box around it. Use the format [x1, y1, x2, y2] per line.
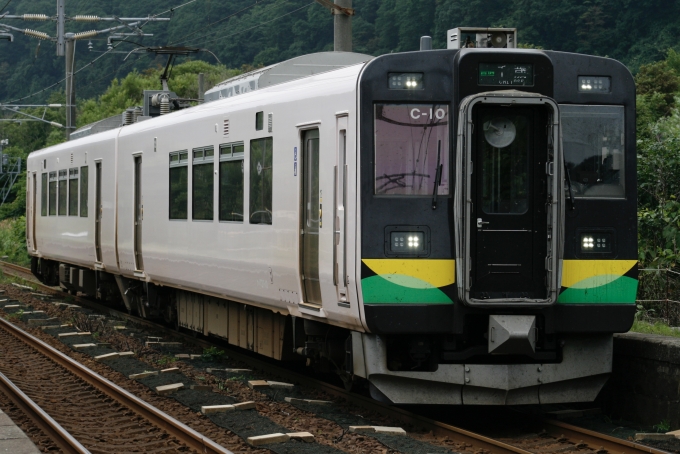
[26, 47, 637, 405]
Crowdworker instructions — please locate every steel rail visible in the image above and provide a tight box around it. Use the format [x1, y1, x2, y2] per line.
[0, 371, 90, 454]
[2, 261, 669, 454]
[0, 313, 233, 454]
[541, 419, 671, 454]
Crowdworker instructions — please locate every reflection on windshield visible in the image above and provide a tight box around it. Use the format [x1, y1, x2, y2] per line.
[561, 105, 625, 199]
[374, 104, 449, 196]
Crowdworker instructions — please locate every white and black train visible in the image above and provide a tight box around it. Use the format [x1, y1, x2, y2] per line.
[26, 28, 638, 405]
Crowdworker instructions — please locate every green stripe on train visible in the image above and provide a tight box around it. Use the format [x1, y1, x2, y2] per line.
[557, 275, 638, 304]
[361, 274, 453, 304]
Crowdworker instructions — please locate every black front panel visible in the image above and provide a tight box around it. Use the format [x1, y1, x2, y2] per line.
[359, 49, 636, 347]
[359, 50, 456, 263]
[546, 50, 637, 263]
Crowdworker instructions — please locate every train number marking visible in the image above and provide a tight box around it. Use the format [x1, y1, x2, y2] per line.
[410, 107, 447, 120]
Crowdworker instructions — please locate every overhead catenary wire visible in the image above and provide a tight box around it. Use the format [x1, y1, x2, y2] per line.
[0, 0, 11, 16]
[170, 0, 272, 46]
[0, 0, 200, 105]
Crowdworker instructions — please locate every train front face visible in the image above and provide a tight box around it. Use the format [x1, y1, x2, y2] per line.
[356, 48, 636, 405]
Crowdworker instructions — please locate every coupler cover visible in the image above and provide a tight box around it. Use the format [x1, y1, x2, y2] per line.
[488, 315, 536, 355]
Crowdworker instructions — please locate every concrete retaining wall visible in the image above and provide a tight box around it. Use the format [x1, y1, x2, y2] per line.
[600, 332, 680, 427]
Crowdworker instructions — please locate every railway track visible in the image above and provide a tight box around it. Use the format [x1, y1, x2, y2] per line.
[0, 260, 671, 454]
[0, 288, 232, 453]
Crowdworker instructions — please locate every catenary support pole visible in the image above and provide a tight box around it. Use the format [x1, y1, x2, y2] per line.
[198, 73, 205, 104]
[64, 34, 76, 140]
[334, 0, 352, 52]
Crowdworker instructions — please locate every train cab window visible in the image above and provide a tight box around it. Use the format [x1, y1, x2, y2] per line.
[68, 168, 78, 216]
[80, 166, 88, 217]
[374, 104, 450, 196]
[192, 146, 214, 221]
[58, 169, 67, 216]
[41, 173, 47, 216]
[250, 137, 273, 224]
[48, 172, 57, 216]
[255, 111, 264, 131]
[219, 142, 244, 222]
[561, 105, 625, 198]
[169, 151, 188, 219]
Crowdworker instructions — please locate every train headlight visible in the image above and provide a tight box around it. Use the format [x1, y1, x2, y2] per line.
[580, 232, 612, 253]
[388, 73, 424, 90]
[578, 76, 611, 93]
[390, 231, 424, 253]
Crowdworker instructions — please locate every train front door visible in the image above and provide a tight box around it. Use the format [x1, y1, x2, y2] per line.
[469, 105, 549, 300]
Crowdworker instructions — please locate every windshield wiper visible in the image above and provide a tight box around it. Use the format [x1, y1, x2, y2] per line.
[432, 140, 443, 210]
[564, 158, 576, 210]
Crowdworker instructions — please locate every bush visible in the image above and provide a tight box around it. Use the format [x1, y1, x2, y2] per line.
[0, 217, 30, 266]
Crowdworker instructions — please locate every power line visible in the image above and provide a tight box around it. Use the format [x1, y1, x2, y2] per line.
[189, 1, 315, 48]
[170, 0, 272, 46]
[0, 0, 11, 15]
[0, 0, 192, 105]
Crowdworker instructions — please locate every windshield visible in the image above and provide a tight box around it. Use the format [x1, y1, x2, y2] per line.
[374, 103, 450, 196]
[561, 104, 625, 199]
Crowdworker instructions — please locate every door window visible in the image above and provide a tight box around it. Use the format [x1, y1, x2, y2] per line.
[481, 113, 529, 214]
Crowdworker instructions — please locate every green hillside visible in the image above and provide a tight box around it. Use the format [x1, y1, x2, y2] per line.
[1, 0, 678, 103]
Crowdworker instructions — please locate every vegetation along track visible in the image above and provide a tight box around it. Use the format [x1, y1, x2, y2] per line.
[0, 299, 231, 453]
[0, 261, 672, 454]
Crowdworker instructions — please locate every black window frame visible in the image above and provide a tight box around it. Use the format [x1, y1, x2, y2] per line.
[80, 166, 88, 217]
[68, 167, 79, 216]
[169, 150, 189, 220]
[249, 137, 273, 225]
[219, 142, 245, 222]
[40, 172, 47, 216]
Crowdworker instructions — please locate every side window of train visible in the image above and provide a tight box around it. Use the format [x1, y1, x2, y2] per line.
[219, 142, 244, 222]
[80, 166, 88, 217]
[561, 105, 625, 199]
[58, 169, 67, 216]
[68, 168, 78, 216]
[255, 111, 264, 131]
[374, 104, 450, 196]
[192, 146, 214, 221]
[48, 172, 57, 216]
[250, 137, 273, 225]
[41, 173, 47, 216]
[169, 151, 189, 219]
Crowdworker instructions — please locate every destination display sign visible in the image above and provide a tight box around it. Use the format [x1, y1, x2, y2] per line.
[478, 63, 534, 86]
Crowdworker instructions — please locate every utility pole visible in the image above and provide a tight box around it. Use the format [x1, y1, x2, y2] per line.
[314, 0, 354, 52]
[64, 33, 75, 138]
[334, 0, 352, 52]
[0, 1, 170, 139]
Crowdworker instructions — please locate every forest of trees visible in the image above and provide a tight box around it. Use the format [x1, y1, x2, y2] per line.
[1, 0, 680, 272]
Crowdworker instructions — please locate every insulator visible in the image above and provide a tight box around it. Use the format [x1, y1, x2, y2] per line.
[122, 110, 133, 126]
[73, 30, 98, 40]
[23, 29, 50, 40]
[22, 14, 49, 21]
[160, 98, 170, 115]
[73, 15, 100, 22]
[133, 107, 142, 122]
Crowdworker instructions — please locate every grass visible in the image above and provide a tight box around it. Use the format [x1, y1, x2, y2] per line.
[156, 355, 177, 366]
[201, 346, 226, 362]
[0, 218, 30, 267]
[630, 319, 680, 338]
